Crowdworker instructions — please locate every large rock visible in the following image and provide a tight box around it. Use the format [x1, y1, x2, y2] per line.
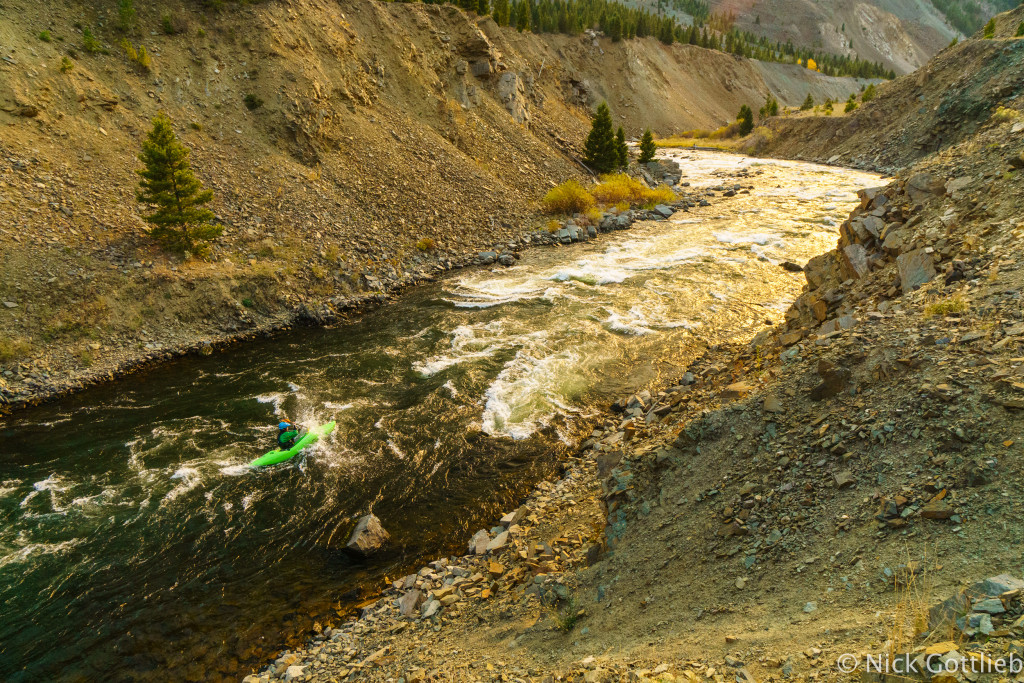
[469, 529, 490, 555]
[399, 589, 424, 617]
[840, 244, 870, 280]
[897, 248, 936, 293]
[804, 253, 834, 289]
[905, 173, 944, 203]
[496, 72, 529, 125]
[346, 514, 390, 557]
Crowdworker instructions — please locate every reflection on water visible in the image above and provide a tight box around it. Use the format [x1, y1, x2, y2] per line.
[0, 152, 879, 682]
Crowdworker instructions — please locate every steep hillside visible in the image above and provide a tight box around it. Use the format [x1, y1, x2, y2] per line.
[712, 0, 958, 74]
[0, 0, 863, 411]
[755, 5, 1024, 172]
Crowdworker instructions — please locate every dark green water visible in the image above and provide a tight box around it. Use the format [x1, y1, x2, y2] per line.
[0, 153, 878, 682]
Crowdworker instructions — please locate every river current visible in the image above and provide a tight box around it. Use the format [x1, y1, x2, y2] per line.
[0, 152, 879, 681]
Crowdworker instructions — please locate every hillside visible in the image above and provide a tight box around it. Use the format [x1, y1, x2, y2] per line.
[253, 11, 1024, 683]
[0, 0, 868, 411]
[755, 5, 1024, 172]
[711, 0, 958, 74]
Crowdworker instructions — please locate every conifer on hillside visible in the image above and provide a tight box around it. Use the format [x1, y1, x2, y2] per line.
[638, 128, 657, 164]
[800, 93, 814, 110]
[737, 105, 754, 136]
[584, 103, 619, 174]
[136, 114, 222, 257]
[615, 127, 628, 169]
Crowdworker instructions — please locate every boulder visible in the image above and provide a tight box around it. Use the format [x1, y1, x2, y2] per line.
[840, 244, 870, 280]
[652, 204, 674, 218]
[477, 251, 497, 265]
[399, 589, 424, 617]
[897, 248, 936, 293]
[345, 514, 390, 557]
[905, 173, 944, 203]
[469, 529, 490, 555]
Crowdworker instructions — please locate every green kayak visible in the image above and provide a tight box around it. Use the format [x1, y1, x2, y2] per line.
[250, 421, 336, 467]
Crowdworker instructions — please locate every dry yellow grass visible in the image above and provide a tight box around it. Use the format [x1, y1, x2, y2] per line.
[542, 181, 595, 215]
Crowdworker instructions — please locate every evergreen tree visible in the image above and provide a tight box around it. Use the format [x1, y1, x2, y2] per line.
[608, 13, 623, 41]
[758, 94, 778, 120]
[736, 104, 754, 135]
[983, 17, 996, 38]
[477, 0, 489, 16]
[493, 0, 510, 25]
[800, 93, 814, 110]
[583, 102, 619, 174]
[1016, 21, 1023, 37]
[844, 94, 858, 112]
[861, 83, 876, 102]
[638, 128, 656, 164]
[615, 126, 628, 169]
[136, 114, 222, 256]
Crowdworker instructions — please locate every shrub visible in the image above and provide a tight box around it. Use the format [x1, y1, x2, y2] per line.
[243, 94, 264, 110]
[591, 173, 646, 204]
[638, 128, 656, 164]
[991, 106, 1018, 123]
[585, 207, 605, 225]
[823, 98, 834, 114]
[758, 95, 779, 120]
[118, 0, 136, 33]
[861, 83, 877, 102]
[925, 295, 968, 317]
[120, 39, 151, 71]
[39, 30, 52, 42]
[162, 13, 186, 35]
[137, 114, 223, 256]
[844, 94, 858, 112]
[642, 184, 676, 207]
[800, 93, 814, 110]
[82, 29, 103, 54]
[542, 181, 595, 214]
[415, 237, 436, 252]
[0, 337, 32, 363]
[60, 56, 74, 73]
[983, 18, 996, 39]
[546, 218, 561, 233]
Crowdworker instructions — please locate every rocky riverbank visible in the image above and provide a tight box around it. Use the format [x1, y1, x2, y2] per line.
[0, 157, 701, 414]
[241, 96, 1024, 683]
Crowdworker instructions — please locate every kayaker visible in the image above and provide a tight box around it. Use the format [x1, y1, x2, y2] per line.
[276, 420, 301, 450]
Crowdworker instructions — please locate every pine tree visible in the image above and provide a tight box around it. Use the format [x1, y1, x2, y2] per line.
[844, 94, 858, 112]
[493, 0, 510, 25]
[136, 114, 222, 256]
[984, 18, 996, 39]
[1016, 21, 1023, 37]
[638, 128, 656, 164]
[583, 102, 619, 174]
[608, 13, 623, 41]
[736, 105, 754, 136]
[861, 83, 876, 102]
[477, 0, 489, 16]
[615, 127, 628, 169]
[800, 93, 814, 110]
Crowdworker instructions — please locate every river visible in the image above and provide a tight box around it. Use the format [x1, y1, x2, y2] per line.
[0, 152, 879, 682]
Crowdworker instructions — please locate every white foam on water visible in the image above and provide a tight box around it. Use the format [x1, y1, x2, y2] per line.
[481, 345, 582, 440]
[713, 231, 782, 246]
[323, 402, 354, 411]
[219, 464, 252, 477]
[162, 467, 202, 504]
[386, 440, 406, 460]
[711, 291, 729, 301]
[604, 308, 656, 336]
[0, 538, 84, 569]
[413, 322, 512, 377]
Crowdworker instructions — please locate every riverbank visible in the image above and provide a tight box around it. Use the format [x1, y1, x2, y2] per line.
[246, 114, 1024, 682]
[0, 176, 710, 415]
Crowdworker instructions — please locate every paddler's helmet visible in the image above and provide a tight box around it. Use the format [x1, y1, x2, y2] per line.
[278, 421, 291, 430]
